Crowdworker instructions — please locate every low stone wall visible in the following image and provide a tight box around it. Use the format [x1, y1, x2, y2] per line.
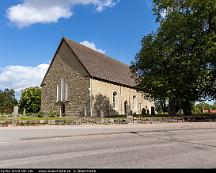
[1, 115, 216, 127]
[0, 119, 12, 127]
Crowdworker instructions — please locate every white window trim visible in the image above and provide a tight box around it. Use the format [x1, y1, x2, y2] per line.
[65, 82, 69, 101]
[56, 78, 69, 102]
[133, 95, 137, 111]
[60, 78, 64, 102]
[113, 91, 118, 110]
[56, 84, 60, 102]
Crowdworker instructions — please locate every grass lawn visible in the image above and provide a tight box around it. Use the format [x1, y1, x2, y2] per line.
[17, 116, 76, 121]
[0, 117, 10, 121]
[0, 117, 5, 120]
[1, 113, 215, 122]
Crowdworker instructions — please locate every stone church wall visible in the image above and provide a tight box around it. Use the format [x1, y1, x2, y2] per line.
[90, 78, 154, 116]
[41, 41, 90, 116]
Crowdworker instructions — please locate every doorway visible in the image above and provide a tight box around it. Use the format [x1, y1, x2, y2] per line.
[124, 101, 128, 115]
[60, 103, 66, 117]
[151, 106, 155, 115]
[142, 108, 146, 115]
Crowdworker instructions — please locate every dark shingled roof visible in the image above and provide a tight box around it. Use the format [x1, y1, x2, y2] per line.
[64, 37, 136, 87]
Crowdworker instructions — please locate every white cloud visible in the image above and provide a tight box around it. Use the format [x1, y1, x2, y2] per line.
[95, 0, 117, 12]
[0, 64, 49, 98]
[160, 7, 174, 19]
[80, 40, 106, 54]
[160, 11, 167, 18]
[6, 0, 118, 28]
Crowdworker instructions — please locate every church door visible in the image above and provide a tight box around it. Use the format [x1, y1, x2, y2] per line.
[60, 103, 66, 117]
[124, 101, 128, 115]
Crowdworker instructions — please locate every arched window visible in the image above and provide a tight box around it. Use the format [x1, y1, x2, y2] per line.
[65, 82, 68, 101]
[56, 84, 61, 102]
[133, 95, 137, 110]
[113, 91, 118, 109]
[56, 78, 69, 102]
[60, 78, 65, 101]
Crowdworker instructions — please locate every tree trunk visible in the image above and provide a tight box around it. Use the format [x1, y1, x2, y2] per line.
[168, 99, 177, 116]
[160, 100, 168, 113]
[181, 100, 192, 116]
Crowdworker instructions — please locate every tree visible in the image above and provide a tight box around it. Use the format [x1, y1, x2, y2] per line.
[155, 98, 168, 114]
[0, 88, 17, 113]
[195, 102, 210, 112]
[131, 0, 216, 116]
[194, 102, 216, 113]
[19, 87, 41, 113]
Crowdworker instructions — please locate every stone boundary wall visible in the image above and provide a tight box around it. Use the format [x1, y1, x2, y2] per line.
[1, 115, 216, 127]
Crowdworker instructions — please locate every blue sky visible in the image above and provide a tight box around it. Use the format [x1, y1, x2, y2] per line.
[0, 0, 158, 97]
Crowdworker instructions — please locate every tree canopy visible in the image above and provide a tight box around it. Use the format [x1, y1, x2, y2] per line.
[131, 0, 216, 115]
[0, 88, 17, 114]
[195, 102, 216, 110]
[19, 87, 41, 113]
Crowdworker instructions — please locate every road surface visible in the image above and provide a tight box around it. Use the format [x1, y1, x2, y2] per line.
[1, 122, 216, 168]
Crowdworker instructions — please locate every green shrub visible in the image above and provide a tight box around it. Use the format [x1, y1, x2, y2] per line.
[48, 111, 58, 117]
[37, 111, 44, 118]
[0, 114, 9, 118]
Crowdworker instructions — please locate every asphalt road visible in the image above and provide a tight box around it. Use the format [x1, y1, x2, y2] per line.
[1, 123, 216, 168]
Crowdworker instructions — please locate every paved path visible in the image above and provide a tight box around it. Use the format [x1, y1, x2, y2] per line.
[1, 122, 216, 168]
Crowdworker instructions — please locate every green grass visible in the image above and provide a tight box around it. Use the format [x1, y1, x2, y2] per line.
[17, 116, 76, 121]
[0, 117, 10, 121]
[3, 113, 216, 122]
[104, 115, 127, 119]
[0, 117, 5, 120]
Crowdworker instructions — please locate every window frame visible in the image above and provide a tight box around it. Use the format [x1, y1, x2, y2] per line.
[56, 78, 69, 102]
[112, 91, 118, 109]
[133, 95, 137, 110]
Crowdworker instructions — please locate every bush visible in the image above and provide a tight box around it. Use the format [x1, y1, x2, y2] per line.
[37, 111, 44, 118]
[0, 114, 10, 118]
[48, 111, 58, 117]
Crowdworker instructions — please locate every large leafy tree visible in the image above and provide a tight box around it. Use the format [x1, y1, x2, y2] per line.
[131, 0, 216, 115]
[0, 89, 17, 113]
[194, 102, 216, 113]
[19, 87, 41, 113]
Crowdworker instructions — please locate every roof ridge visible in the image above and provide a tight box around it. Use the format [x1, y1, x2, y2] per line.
[63, 37, 130, 68]
[63, 37, 135, 87]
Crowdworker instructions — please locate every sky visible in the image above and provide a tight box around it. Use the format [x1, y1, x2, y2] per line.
[0, 0, 159, 98]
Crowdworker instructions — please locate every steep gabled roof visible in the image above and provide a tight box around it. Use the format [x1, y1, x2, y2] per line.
[41, 37, 136, 87]
[64, 37, 136, 87]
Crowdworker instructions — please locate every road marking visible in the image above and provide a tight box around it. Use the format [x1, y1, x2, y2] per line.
[0, 141, 8, 144]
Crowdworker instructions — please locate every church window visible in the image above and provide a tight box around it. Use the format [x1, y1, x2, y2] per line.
[113, 91, 118, 109]
[133, 95, 137, 110]
[56, 78, 69, 102]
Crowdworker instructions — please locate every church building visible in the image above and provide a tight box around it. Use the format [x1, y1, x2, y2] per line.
[41, 37, 155, 117]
